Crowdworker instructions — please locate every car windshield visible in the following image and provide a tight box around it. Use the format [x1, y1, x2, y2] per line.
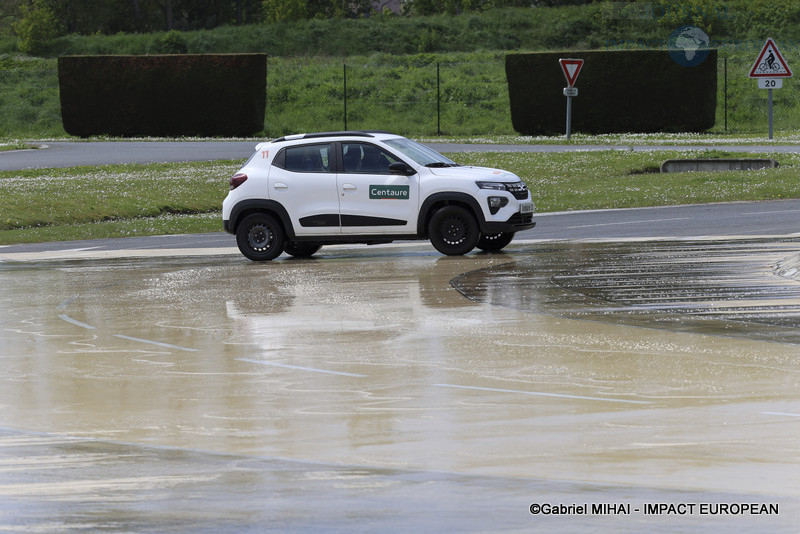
[384, 138, 459, 167]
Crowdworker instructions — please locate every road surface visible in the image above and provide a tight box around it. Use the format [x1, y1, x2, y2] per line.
[1, 139, 799, 170]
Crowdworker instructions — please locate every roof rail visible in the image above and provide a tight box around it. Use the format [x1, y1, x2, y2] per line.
[272, 130, 396, 143]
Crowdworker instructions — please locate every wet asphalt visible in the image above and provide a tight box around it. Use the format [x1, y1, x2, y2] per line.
[2, 143, 800, 532]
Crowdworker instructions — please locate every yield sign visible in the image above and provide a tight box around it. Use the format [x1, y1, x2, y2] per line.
[559, 58, 584, 87]
[749, 38, 792, 78]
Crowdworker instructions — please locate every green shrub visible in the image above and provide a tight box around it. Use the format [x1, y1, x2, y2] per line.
[13, 0, 58, 56]
[59, 54, 266, 137]
[150, 30, 189, 54]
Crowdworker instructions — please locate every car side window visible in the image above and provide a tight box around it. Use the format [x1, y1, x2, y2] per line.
[276, 144, 332, 173]
[342, 143, 399, 174]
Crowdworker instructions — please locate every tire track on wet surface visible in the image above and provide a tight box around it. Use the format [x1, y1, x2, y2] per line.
[55, 275, 203, 353]
[452, 238, 800, 344]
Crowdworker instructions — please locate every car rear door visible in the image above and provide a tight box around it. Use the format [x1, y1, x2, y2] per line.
[269, 143, 341, 236]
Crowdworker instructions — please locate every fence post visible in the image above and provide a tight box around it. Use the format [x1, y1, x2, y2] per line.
[264, 55, 270, 133]
[437, 62, 441, 135]
[724, 57, 728, 132]
[343, 60, 347, 131]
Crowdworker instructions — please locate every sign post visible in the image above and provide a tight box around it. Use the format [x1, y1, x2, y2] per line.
[559, 58, 584, 140]
[749, 38, 793, 139]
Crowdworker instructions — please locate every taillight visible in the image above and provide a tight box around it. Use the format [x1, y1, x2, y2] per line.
[229, 173, 247, 190]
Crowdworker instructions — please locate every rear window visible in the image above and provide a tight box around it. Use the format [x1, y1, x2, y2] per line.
[274, 144, 332, 173]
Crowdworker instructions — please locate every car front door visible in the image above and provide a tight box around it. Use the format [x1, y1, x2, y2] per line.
[337, 142, 419, 235]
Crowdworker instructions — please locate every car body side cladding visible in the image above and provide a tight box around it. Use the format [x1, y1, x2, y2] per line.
[418, 192, 486, 238]
[225, 199, 296, 240]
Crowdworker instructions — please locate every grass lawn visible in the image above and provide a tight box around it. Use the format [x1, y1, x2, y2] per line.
[455, 150, 800, 213]
[0, 160, 237, 244]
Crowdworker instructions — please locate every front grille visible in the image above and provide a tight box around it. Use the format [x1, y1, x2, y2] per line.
[507, 212, 534, 226]
[506, 182, 529, 200]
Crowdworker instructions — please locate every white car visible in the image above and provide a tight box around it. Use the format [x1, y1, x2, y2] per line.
[222, 131, 535, 260]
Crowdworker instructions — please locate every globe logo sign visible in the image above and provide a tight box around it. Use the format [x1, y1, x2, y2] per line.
[668, 25, 711, 67]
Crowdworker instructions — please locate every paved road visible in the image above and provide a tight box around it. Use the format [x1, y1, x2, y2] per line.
[0, 141, 257, 170]
[2, 140, 800, 170]
[3, 200, 799, 259]
[533, 201, 800, 240]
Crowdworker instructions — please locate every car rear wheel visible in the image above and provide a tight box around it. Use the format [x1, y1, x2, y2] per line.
[477, 232, 514, 252]
[284, 241, 322, 258]
[428, 205, 479, 256]
[236, 213, 285, 261]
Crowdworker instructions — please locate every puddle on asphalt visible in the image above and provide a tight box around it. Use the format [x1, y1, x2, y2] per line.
[2, 239, 800, 532]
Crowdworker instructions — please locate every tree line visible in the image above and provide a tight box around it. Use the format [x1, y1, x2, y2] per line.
[6, 0, 585, 36]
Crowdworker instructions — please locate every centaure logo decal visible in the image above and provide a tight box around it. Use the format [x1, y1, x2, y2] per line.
[370, 185, 410, 199]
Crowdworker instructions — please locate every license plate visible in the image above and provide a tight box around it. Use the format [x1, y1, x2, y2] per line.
[519, 202, 535, 214]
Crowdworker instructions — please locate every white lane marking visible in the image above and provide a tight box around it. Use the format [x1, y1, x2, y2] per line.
[113, 334, 198, 352]
[433, 383, 653, 405]
[566, 217, 689, 229]
[742, 210, 800, 216]
[237, 358, 366, 378]
[57, 314, 96, 330]
[762, 411, 800, 418]
[62, 246, 103, 253]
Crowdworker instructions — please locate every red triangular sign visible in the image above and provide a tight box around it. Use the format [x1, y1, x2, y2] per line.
[559, 58, 584, 87]
[749, 38, 793, 78]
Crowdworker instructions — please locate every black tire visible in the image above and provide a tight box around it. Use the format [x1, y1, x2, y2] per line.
[235, 213, 285, 261]
[477, 232, 514, 252]
[428, 205, 479, 256]
[284, 241, 322, 258]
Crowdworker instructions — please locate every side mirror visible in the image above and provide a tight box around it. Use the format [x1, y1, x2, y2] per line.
[389, 162, 416, 176]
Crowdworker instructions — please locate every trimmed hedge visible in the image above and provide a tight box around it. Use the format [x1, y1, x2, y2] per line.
[58, 54, 266, 137]
[506, 50, 717, 135]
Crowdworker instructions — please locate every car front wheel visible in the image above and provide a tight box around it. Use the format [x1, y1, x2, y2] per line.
[428, 205, 479, 256]
[236, 213, 285, 261]
[477, 232, 514, 252]
[284, 241, 322, 258]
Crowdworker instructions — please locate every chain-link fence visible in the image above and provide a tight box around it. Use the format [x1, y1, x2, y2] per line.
[264, 57, 512, 137]
[717, 55, 800, 133]
[0, 64, 63, 138]
[1, 55, 799, 138]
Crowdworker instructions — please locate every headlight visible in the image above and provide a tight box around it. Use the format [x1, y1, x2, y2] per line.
[476, 181, 508, 191]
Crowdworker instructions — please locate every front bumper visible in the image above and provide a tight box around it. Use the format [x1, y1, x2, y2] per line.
[481, 211, 536, 234]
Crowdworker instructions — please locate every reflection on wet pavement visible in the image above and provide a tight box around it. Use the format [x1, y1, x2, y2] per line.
[1, 239, 800, 532]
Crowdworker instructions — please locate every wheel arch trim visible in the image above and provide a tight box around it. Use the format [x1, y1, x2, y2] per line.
[418, 192, 486, 237]
[227, 199, 296, 240]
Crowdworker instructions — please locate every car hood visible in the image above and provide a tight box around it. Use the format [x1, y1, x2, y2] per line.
[427, 165, 519, 181]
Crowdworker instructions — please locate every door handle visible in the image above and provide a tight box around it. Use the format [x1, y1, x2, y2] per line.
[342, 184, 358, 191]
[273, 182, 288, 190]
